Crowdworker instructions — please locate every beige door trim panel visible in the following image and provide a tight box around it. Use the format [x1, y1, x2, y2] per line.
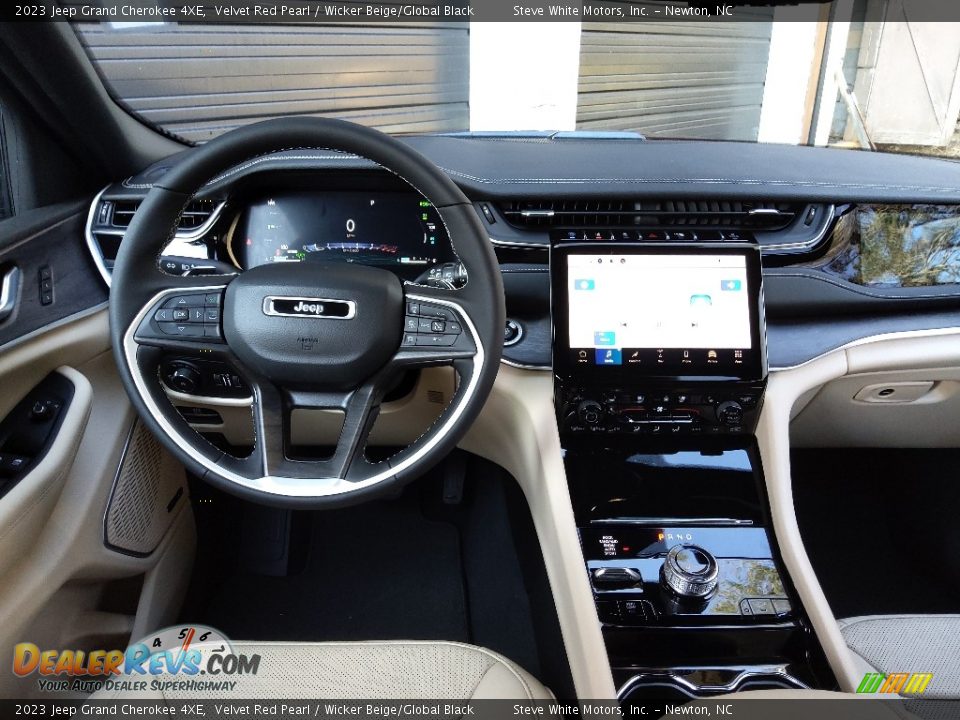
[0, 366, 93, 579]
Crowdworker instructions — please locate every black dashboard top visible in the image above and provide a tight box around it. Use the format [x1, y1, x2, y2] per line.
[120, 135, 960, 205]
[87, 134, 960, 371]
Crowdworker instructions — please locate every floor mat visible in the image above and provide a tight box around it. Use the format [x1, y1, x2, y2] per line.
[792, 448, 960, 619]
[182, 455, 575, 698]
[194, 497, 469, 642]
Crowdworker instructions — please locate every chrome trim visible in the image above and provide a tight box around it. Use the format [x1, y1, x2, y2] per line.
[500, 358, 550, 371]
[503, 318, 524, 347]
[163, 386, 253, 407]
[0, 265, 21, 324]
[123, 287, 482, 498]
[85, 188, 227, 288]
[488, 235, 549, 250]
[262, 296, 357, 320]
[617, 666, 809, 701]
[760, 204, 835, 253]
[519, 209, 555, 218]
[85, 187, 114, 287]
[769, 326, 960, 372]
[591, 517, 754, 527]
[171, 200, 227, 241]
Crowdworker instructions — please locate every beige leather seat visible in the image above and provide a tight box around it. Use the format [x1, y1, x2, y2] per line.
[89, 640, 553, 700]
[838, 615, 960, 699]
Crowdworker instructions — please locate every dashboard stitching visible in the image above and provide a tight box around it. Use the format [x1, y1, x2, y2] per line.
[436, 168, 960, 195]
[123, 153, 960, 196]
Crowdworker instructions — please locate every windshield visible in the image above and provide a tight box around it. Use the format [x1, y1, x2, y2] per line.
[74, 5, 960, 159]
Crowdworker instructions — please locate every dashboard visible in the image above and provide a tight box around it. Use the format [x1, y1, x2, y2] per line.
[82, 137, 960, 374]
[229, 191, 456, 278]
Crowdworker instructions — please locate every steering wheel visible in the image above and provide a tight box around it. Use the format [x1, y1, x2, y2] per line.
[109, 118, 504, 508]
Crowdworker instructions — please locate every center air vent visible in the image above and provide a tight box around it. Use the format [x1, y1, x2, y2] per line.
[498, 199, 803, 232]
[109, 198, 217, 231]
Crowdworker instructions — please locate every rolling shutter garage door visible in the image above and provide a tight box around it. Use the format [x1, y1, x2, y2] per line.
[577, 16, 774, 141]
[74, 23, 469, 143]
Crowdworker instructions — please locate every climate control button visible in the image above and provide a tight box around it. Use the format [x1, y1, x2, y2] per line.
[576, 400, 604, 425]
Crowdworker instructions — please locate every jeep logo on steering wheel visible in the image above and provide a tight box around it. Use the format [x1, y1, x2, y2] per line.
[262, 296, 357, 320]
[293, 301, 324, 314]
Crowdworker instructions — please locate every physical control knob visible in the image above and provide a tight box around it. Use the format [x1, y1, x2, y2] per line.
[660, 544, 719, 598]
[167, 364, 201, 394]
[576, 399, 604, 425]
[715, 400, 744, 427]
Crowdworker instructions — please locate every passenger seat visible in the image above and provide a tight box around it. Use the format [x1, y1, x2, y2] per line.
[838, 615, 960, 698]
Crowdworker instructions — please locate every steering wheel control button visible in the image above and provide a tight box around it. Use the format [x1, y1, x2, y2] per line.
[660, 544, 719, 598]
[162, 294, 205, 308]
[158, 322, 204, 338]
[418, 304, 455, 321]
[416, 334, 457, 347]
[402, 302, 465, 348]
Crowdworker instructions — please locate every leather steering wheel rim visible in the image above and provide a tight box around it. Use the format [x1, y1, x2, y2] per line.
[109, 117, 504, 508]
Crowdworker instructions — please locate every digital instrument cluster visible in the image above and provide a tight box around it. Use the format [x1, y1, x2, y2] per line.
[231, 191, 455, 278]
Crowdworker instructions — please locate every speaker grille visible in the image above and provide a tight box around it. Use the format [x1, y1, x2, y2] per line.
[105, 422, 186, 556]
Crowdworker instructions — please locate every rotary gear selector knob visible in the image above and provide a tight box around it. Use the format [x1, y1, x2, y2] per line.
[660, 544, 719, 598]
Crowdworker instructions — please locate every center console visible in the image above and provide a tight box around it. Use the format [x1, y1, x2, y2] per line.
[551, 240, 833, 702]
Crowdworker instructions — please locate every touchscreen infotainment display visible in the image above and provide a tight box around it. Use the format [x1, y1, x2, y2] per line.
[556, 248, 764, 378]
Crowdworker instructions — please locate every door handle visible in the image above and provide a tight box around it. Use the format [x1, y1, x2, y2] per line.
[0, 265, 21, 323]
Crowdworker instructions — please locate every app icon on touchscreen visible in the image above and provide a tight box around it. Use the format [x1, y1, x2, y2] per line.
[596, 349, 622, 365]
[574, 279, 595, 291]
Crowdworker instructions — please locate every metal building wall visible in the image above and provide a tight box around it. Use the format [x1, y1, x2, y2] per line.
[75, 23, 469, 142]
[577, 16, 775, 141]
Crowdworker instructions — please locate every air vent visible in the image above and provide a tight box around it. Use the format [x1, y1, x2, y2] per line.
[498, 199, 803, 231]
[109, 198, 217, 232]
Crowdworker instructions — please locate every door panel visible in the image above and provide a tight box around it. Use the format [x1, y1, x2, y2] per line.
[0, 201, 107, 350]
[0, 204, 195, 700]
